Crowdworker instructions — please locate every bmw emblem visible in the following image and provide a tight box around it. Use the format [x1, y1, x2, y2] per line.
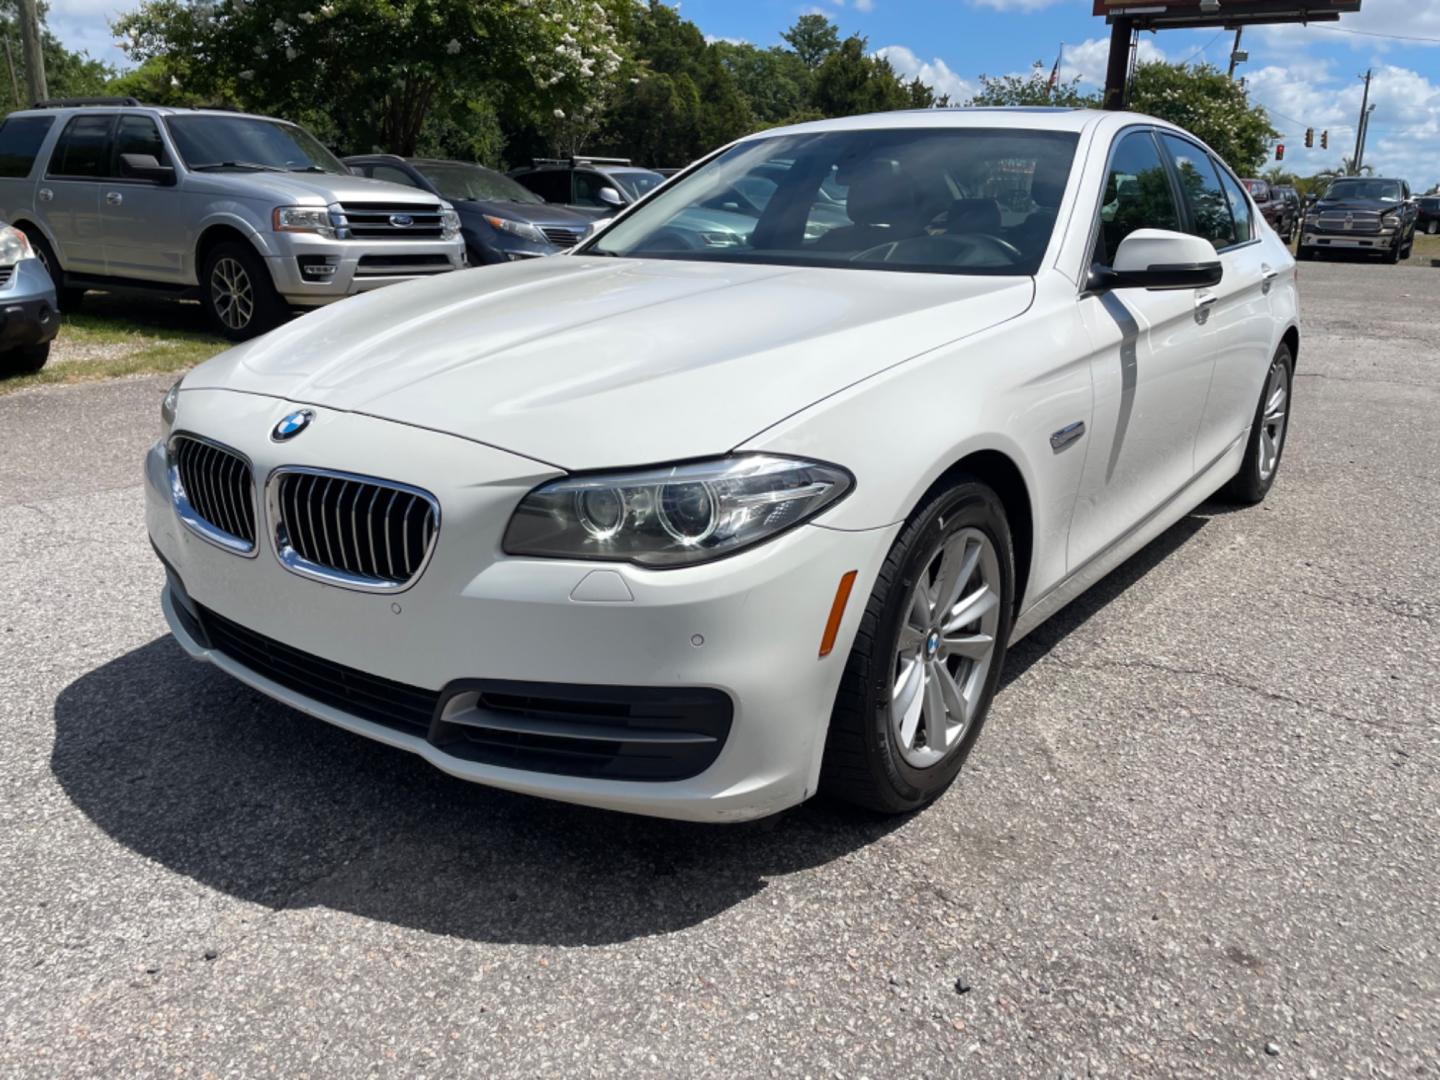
[389, 213, 414, 228]
[272, 409, 314, 441]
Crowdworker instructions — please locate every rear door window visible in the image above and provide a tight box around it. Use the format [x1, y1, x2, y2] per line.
[1214, 165, 1255, 245]
[0, 116, 56, 178]
[47, 114, 115, 179]
[1159, 134, 1236, 250]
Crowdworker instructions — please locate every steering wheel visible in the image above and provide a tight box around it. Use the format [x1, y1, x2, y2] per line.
[852, 233, 1024, 267]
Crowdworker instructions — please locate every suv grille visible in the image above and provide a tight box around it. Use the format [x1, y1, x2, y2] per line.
[270, 469, 439, 591]
[540, 226, 583, 247]
[338, 202, 445, 240]
[169, 435, 257, 553]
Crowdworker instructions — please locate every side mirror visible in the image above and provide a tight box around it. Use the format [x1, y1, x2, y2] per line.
[596, 186, 624, 208]
[1090, 229, 1223, 292]
[119, 153, 175, 185]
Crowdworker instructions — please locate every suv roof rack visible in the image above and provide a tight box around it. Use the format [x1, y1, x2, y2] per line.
[529, 155, 633, 169]
[32, 96, 142, 109]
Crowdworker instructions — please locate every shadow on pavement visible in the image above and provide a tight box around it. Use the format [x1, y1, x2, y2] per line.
[53, 503, 1220, 946]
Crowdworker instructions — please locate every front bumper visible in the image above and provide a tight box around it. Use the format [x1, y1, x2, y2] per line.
[146, 389, 893, 821]
[1302, 228, 1399, 252]
[266, 232, 467, 306]
[0, 258, 59, 350]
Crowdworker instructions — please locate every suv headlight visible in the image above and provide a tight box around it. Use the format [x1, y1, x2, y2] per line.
[0, 225, 35, 264]
[272, 206, 338, 239]
[503, 455, 853, 567]
[441, 208, 461, 240]
[483, 214, 545, 244]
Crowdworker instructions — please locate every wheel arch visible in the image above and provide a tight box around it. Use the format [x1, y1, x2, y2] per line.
[195, 223, 263, 279]
[926, 448, 1035, 615]
[1280, 324, 1300, 371]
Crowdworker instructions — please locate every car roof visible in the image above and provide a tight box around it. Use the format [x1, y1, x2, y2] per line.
[748, 106, 1153, 141]
[7, 104, 291, 124]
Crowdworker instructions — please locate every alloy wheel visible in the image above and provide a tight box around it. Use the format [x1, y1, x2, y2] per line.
[211, 257, 255, 331]
[1257, 359, 1289, 482]
[891, 526, 1002, 769]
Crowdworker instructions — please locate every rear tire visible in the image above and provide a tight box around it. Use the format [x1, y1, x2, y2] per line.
[820, 479, 1014, 814]
[201, 241, 287, 341]
[0, 342, 49, 376]
[1219, 344, 1293, 505]
[22, 228, 85, 312]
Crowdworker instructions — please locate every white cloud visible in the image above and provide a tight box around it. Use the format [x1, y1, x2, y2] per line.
[704, 35, 749, 46]
[875, 44, 975, 103]
[854, 0, 876, 11]
[969, 0, 1065, 10]
[42, 0, 133, 65]
[1062, 36, 1167, 86]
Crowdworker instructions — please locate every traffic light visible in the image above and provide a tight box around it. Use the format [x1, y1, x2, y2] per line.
[1321, 130, 1329, 150]
[1276, 143, 1285, 161]
[1305, 127, 1314, 148]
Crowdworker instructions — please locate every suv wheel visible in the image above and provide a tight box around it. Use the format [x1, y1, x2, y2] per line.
[23, 229, 85, 312]
[202, 241, 286, 341]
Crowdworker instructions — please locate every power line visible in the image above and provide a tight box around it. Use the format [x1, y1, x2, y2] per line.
[1308, 24, 1440, 46]
[1178, 30, 1226, 66]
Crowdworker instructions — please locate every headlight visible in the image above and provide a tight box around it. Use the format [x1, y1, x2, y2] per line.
[503, 455, 853, 567]
[272, 206, 338, 239]
[482, 214, 544, 244]
[0, 225, 35, 264]
[441, 208, 462, 240]
[160, 376, 182, 437]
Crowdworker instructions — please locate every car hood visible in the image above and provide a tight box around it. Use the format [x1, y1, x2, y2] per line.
[185, 257, 1034, 468]
[1314, 198, 1402, 213]
[185, 170, 447, 206]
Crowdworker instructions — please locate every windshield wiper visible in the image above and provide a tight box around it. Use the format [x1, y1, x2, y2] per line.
[288, 165, 329, 173]
[191, 161, 285, 172]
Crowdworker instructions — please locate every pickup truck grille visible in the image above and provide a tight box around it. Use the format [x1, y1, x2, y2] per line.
[1316, 210, 1381, 235]
[270, 468, 439, 591]
[338, 202, 445, 240]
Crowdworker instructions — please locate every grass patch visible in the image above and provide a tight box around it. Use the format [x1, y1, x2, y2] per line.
[0, 292, 229, 395]
[1411, 230, 1440, 263]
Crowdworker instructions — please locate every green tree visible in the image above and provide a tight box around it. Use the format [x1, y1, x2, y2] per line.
[967, 63, 1097, 108]
[782, 13, 839, 70]
[812, 36, 933, 117]
[1126, 61, 1277, 175]
[711, 40, 810, 126]
[114, 0, 623, 158]
[0, 0, 113, 112]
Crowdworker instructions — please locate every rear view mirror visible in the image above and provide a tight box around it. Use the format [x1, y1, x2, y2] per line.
[120, 153, 175, 185]
[1090, 228, 1223, 292]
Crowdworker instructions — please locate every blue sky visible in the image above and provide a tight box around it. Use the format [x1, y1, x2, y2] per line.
[45, 0, 1440, 186]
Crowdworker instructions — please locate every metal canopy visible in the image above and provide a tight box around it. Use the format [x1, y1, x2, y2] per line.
[1094, 0, 1361, 29]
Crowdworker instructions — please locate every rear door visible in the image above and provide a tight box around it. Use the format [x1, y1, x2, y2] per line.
[1161, 135, 1277, 471]
[40, 112, 113, 275]
[100, 114, 185, 282]
[1068, 128, 1219, 571]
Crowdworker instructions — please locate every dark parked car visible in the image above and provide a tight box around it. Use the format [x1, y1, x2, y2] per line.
[1298, 177, 1418, 263]
[344, 154, 594, 264]
[509, 156, 666, 218]
[1272, 185, 1302, 239]
[1242, 179, 1297, 242]
[1418, 195, 1440, 235]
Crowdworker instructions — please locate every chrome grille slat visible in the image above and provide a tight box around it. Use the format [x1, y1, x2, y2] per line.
[270, 468, 439, 591]
[168, 435, 256, 554]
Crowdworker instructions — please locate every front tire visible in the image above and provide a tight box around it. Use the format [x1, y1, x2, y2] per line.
[0, 342, 49, 377]
[1219, 344, 1293, 505]
[821, 479, 1014, 814]
[202, 241, 287, 341]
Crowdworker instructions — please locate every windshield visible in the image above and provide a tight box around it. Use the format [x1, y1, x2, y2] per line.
[1242, 179, 1269, 198]
[612, 170, 666, 200]
[584, 128, 1079, 276]
[415, 161, 542, 204]
[165, 115, 347, 174]
[1325, 179, 1402, 202]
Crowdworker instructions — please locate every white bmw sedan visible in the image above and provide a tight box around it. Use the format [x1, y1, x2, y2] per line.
[146, 108, 1298, 821]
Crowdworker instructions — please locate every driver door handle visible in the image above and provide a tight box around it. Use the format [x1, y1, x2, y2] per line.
[38, 187, 52, 202]
[105, 191, 123, 206]
[1261, 264, 1279, 294]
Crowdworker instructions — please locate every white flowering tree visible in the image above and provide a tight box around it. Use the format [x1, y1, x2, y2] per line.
[116, 0, 624, 156]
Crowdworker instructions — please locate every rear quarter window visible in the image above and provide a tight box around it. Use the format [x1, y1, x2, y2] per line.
[0, 116, 57, 178]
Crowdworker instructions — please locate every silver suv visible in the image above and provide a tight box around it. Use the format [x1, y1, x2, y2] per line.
[0, 98, 466, 340]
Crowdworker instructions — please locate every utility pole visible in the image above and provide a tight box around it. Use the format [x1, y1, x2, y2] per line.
[1227, 27, 1245, 80]
[17, 0, 45, 106]
[1352, 69, 1372, 175]
[3, 37, 21, 111]
[1356, 104, 1375, 174]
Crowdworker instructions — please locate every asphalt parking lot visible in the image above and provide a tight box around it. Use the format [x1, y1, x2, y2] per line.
[2, 260, 1436, 1078]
